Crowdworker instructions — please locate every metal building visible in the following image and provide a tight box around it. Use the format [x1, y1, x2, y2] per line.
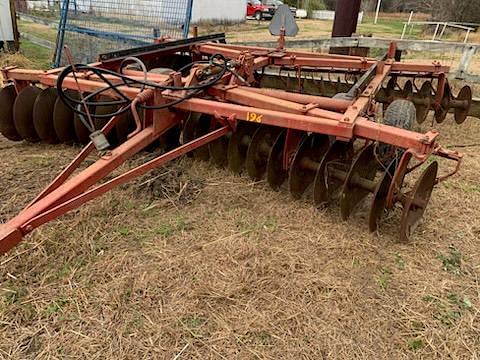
[191, 0, 247, 24]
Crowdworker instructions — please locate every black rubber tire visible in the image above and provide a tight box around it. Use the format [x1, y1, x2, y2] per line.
[383, 99, 415, 130]
[378, 99, 415, 164]
[255, 11, 262, 21]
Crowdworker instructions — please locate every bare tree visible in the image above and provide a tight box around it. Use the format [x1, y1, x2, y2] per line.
[428, 0, 479, 22]
[307, 0, 480, 22]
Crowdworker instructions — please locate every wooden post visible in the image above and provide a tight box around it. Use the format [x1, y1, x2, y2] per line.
[331, 0, 362, 55]
[455, 46, 476, 80]
[9, 0, 19, 51]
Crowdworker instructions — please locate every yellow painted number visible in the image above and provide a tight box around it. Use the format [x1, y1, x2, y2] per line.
[247, 112, 263, 123]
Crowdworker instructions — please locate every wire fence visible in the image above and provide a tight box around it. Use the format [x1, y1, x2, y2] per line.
[15, 0, 193, 66]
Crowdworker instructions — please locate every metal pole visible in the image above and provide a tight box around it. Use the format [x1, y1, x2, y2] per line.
[439, 23, 447, 40]
[401, 24, 407, 39]
[465, 29, 471, 43]
[53, 0, 70, 67]
[432, 23, 440, 41]
[332, 0, 362, 37]
[374, 0, 382, 24]
[456, 45, 475, 79]
[183, 0, 194, 38]
[331, 0, 362, 54]
[401, 11, 414, 40]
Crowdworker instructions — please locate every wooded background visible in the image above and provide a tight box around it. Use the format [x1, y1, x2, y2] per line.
[286, 0, 480, 23]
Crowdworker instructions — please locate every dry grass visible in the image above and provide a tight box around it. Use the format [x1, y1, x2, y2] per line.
[0, 53, 32, 69]
[469, 31, 480, 46]
[0, 53, 33, 87]
[0, 19, 480, 359]
[198, 19, 334, 42]
[0, 109, 479, 358]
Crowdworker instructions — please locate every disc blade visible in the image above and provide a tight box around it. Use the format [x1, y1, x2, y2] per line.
[313, 140, 353, 206]
[94, 95, 119, 146]
[288, 133, 330, 199]
[73, 92, 96, 144]
[159, 126, 181, 152]
[115, 110, 135, 144]
[399, 161, 438, 242]
[33, 87, 59, 144]
[0, 85, 22, 141]
[209, 134, 229, 167]
[402, 80, 413, 99]
[74, 114, 92, 144]
[246, 125, 283, 180]
[266, 130, 287, 190]
[53, 89, 77, 144]
[340, 144, 378, 221]
[182, 113, 210, 161]
[368, 161, 396, 232]
[415, 81, 433, 124]
[454, 86, 472, 124]
[385, 77, 396, 99]
[434, 83, 451, 124]
[227, 122, 258, 173]
[13, 85, 41, 142]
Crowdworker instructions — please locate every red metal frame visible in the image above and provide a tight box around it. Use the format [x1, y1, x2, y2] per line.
[0, 40, 462, 255]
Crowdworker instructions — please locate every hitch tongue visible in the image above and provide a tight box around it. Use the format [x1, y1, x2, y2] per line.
[0, 225, 23, 256]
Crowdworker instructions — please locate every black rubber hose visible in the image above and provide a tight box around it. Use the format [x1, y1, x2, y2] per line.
[56, 53, 229, 120]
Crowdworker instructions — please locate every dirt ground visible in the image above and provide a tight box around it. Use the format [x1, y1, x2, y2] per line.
[0, 108, 479, 359]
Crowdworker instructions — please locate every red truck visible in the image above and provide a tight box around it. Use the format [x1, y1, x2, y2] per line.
[247, 0, 275, 20]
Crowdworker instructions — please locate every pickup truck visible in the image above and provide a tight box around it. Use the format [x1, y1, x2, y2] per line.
[247, 0, 275, 20]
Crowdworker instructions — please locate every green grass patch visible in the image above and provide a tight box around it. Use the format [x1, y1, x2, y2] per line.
[57, 257, 87, 277]
[45, 298, 69, 317]
[438, 246, 463, 275]
[18, 20, 58, 43]
[442, 181, 480, 194]
[358, 19, 419, 38]
[18, 40, 53, 69]
[394, 252, 406, 270]
[408, 338, 425, 351]
[4, 291, 18, 306]
[423, 293, 473, 326]
[180, 315, 206, 339]
[3, 286, 27, 306]
[376, 267, 393, 291]
[153, 216, 189, 238]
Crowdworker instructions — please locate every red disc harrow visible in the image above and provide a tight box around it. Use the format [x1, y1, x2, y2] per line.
[0, 33, 468, 254]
